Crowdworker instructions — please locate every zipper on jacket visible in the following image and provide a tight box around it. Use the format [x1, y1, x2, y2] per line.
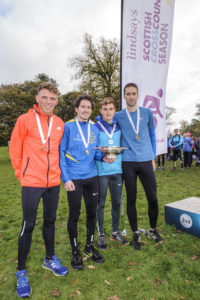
[46, 116, 50, 187]
[23, 157, 29, 177]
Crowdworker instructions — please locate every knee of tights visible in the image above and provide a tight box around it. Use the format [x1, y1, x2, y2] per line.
[43, 216, 56, 225]
[21, 220, 35, 234]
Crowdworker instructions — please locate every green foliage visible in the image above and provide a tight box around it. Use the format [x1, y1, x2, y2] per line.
[180, 118, 200, 137]
[68, 33, 120, 109]
[1, 148, 200, 300]
[0, 81, 40, 145]
[35, 73, 57, 84]
[55, 92, 79, 122]
[0, 74, 62, 146]
[179, 102, 200, 137]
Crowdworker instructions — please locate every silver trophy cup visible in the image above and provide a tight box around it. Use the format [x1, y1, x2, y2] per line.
[94, 146, 128, 159]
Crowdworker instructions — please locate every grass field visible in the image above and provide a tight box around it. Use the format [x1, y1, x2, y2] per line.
[0, 146, 200, 300]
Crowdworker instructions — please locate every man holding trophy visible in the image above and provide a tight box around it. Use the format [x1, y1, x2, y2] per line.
[95, 97, 128, 250]
[115, 83, 163, 250]
[59, 94, 113, 270]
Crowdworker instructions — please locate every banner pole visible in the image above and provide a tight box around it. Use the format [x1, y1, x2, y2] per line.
[120, 0, 124, 110]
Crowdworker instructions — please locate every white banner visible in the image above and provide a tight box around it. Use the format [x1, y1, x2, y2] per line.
[121, 0, 175, 155]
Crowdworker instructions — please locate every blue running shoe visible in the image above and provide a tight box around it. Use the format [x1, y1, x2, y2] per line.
[16, 270, 31, 298]
[42, 255, 68, 276]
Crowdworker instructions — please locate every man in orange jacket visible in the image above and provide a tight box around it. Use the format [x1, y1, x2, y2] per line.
[9, 82, 68, 298]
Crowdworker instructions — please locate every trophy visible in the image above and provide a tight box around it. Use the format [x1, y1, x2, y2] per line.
[94, 146, 128, 159]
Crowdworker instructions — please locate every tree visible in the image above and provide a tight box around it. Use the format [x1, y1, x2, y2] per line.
[179, 120, 190, 134]
[68, 33, 120, 110]
[0, 74, 58, 146]
[166, 105, 177, 127]
[179, 119, 200, 137]
[55, 91, 79, 122]
[35, 73, 57, 84]
[195, 102, 200, 118]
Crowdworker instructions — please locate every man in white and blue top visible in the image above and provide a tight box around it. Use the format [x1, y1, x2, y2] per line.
[95, 97, 128, 249]
[169, 128, 183, 170]
[60, 94, 112, 270]
[115, 83, 163, 250]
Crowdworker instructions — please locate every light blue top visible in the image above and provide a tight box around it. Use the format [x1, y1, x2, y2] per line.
[115, 107, 156, 162]
[95, 115, 122, 176]
[59, 118, 103, 183]
[169, 134, 183, 150]
[183, 137, 194, 152]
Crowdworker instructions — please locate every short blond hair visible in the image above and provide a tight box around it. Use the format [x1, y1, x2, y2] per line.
[99, 97, 116, 109]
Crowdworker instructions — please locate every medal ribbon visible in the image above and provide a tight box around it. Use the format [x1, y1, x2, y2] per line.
[98, 121, 116, 140]
[125, 107, 140, 137]
[35, 110, 53, 148]
[75, 118, 90, 151]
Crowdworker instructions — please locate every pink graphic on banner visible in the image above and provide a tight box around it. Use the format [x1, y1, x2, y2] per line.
[143, 89, 164, 128]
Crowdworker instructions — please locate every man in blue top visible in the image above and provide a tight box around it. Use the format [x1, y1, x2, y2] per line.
[95, 97, 128, 249]
[115, 83, 163, 250]
[169, 128, 183, 170]
[60, 94, 111, 270]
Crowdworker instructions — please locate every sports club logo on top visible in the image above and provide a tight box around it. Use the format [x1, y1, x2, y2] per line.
[143, 88, 164, 129]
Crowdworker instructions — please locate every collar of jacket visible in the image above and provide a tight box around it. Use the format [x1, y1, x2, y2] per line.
[28, 104, 54, 117]
[96, 115, 117, 127]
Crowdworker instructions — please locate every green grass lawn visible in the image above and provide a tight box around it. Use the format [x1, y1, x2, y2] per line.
[0, 146, 200, 300]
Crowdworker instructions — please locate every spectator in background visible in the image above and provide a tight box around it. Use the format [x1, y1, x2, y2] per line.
[169, 129, 183, 171]
[157, 154, 165, 170]
[182, 132, 194, 168]
[196, 136, 200, 166]
[167, 136, 171, 160]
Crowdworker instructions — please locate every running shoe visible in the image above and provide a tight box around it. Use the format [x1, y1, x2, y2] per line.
[131, 232, 141, 250]
[110, 232, 129, 245]
[42, 255, 68, 276]
[84, 244, 105, 264]
[147, 228, 164, 242]
[16, 269, 31, 298]
[98, 234, 107, 250]
[71, 249, 84, 270]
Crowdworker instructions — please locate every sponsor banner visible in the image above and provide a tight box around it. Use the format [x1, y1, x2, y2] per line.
[121, 0, 175, 154]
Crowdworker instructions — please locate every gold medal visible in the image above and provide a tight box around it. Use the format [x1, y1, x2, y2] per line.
[42, 145, 45, 151]
[136, 135, 139, 140]
[85, 149, 89, 155]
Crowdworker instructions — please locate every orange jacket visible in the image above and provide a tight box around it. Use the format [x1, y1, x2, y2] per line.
[9, 105, 64, 187]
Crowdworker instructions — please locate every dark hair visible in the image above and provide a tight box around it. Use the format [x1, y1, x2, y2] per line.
[123, 82, 138, 94]
[174, 129, 179, 132]
[37, 82, 59, 95]
[99, 97, 116, 109]
[74, 94, 95, 110]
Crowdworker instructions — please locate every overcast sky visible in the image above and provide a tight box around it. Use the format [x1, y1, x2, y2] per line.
[0, 0, 200, 127]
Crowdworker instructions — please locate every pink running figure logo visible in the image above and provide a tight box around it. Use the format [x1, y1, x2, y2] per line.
[143, 89, 164, 128]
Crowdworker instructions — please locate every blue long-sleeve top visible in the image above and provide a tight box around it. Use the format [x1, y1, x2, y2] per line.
[183, 137, 194, 152]
[169, 134, 183, 149]
[95, 115, 122, 176]
[59, 118, 103, 183]
[115, 107, 156, 161]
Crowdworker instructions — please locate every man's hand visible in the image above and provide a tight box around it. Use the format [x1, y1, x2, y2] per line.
[64, 180, 75, 192]
[103, 155, 116, 164]
[152, 160, 156, 172]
